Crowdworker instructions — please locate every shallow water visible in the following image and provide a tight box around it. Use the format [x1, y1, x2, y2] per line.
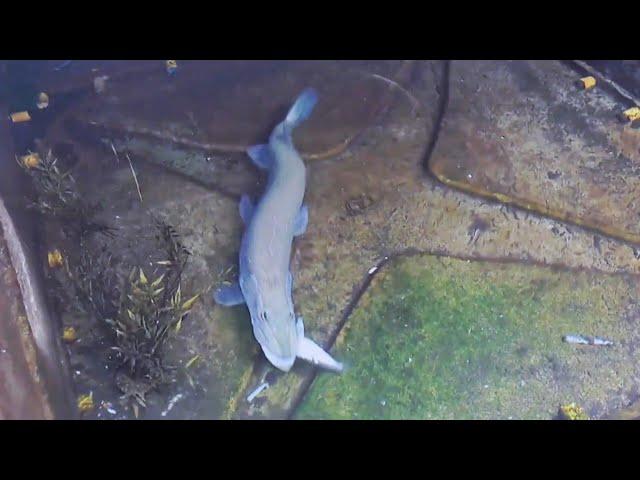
[4, 60, 640, 420]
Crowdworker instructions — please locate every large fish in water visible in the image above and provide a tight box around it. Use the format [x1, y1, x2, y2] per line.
[213, 88, 343, 373]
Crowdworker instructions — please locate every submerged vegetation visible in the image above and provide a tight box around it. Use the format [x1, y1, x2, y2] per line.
[297, 255, 637, 420]
[19, 149, 200, 415]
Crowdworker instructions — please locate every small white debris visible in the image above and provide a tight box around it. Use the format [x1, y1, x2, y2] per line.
[161, 393, 185, 417]
[102, 401, 117, 415]
[93, 75, 109, 94]
[368, 266, 378, 275]
[247, 382, 269, 403]
[563, 334, 613, 346]
[380, 399, 386, 406]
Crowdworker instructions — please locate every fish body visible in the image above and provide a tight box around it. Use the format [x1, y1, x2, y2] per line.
[214, 88, 343, 373]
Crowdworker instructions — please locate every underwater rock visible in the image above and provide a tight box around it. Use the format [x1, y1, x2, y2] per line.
[429, 60, 640, 244]
[296, 255, 640, 420]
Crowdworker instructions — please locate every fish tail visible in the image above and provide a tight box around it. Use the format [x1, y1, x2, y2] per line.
[284, 88, 318, 130]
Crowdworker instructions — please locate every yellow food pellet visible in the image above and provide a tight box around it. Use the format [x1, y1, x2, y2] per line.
[20, 153, 40, 169]
[623, 107, 640, 122]
[62, 326, 77, 343]
[77, 393, 94, 413]
[10, 111, 31, 123]
[36, 92, 49, 109]
[48, 249, 64, 268]
[578, 76, 596, 90]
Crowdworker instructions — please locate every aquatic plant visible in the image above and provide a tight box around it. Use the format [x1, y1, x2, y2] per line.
[108, 220, 198, 404]
[20, 150, 200, 415]
[17, 149, 114, 239]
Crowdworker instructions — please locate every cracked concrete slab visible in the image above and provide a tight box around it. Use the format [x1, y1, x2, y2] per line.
[430, 60, 640, 244]
[31, 60, 640, 419]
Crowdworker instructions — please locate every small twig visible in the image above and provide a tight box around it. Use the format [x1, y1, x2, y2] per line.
[109, 141, 121, 164]
[125, 153, 143, 203]
[367, 72, 421, 114]
[247, 382, 269, 403]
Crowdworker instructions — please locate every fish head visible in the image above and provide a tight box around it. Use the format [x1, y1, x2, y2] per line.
[251, 306, 299, 372]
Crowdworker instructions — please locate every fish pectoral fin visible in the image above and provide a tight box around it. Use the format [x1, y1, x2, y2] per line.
[213, 282, 245, 306]
[297, 335, 343, 373]
[247, 144, 274, 170]
[292, 204, 308, 237]
[239, 195, 255, 225]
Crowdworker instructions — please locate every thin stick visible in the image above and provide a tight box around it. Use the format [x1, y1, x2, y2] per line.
[109, 141, 120, 164]
[367, 72, 421, 114]
[125, 152, 143, 203]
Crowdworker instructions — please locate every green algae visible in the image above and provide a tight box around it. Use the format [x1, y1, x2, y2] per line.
[296, 255, 640, 419]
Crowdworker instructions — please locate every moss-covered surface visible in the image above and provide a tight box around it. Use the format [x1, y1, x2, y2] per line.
[297, 255, 640, 419]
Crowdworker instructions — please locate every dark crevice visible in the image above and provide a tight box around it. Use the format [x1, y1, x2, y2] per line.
[421, 60, 451, 174]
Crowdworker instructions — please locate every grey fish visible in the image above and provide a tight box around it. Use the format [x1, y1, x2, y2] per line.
[214, 88, 343, 373]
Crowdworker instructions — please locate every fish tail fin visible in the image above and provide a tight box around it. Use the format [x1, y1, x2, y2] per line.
[284, 88, 318, 130]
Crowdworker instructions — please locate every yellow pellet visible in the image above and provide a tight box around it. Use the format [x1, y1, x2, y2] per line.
[20, 153, 40, 169]
[48, 249, 64, 268]
[622, 107, 640, 122]
[62, 326, 77, 343]
[10, 111, 31, 123]
[578, 76, 596, 90]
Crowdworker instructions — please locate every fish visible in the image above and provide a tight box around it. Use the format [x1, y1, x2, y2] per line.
[213, 88, 343, 373]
